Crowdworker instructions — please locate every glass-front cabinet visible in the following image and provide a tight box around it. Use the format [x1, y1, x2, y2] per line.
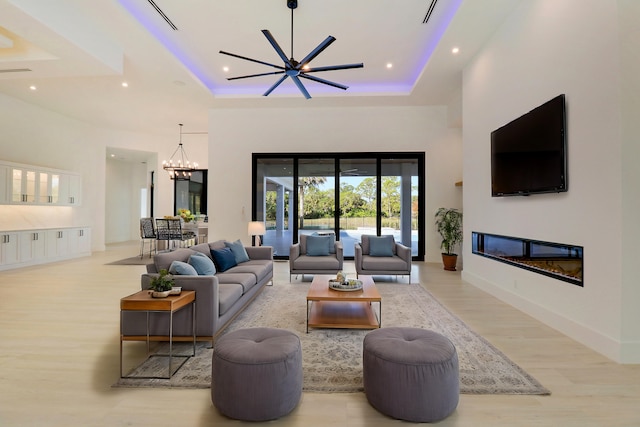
[1, 161, 79, 206]
[12, 168, 37, 203]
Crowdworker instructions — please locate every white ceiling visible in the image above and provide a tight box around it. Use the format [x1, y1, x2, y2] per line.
[0, 0, 522, 136]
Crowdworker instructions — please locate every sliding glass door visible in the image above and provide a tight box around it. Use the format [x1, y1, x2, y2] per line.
[253, 153, 424, 260]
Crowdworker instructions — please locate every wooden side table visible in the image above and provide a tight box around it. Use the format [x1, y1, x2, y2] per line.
[120, 290, 196, 379]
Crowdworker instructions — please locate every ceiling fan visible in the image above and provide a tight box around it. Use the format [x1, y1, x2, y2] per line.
[219, 0, 363, 99]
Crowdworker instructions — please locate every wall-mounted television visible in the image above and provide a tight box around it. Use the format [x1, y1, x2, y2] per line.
[491, 94, 567, 197]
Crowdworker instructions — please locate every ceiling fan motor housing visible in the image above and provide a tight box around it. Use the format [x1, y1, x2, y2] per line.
[287, 0, 297, 9]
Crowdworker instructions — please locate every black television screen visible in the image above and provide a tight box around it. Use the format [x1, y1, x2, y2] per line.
[491, 94, 567, 197]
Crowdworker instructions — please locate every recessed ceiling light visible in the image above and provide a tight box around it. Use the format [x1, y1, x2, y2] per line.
[223, 66, 229, 73]
[121, 81, 129, 87]
[386, 63, 393, 69]
[452, 47, 460, 54]
[29, 85, 36, 91]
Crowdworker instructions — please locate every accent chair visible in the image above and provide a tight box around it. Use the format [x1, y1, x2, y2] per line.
[355, 234, 412, 282]
[289, 233, 343, 281]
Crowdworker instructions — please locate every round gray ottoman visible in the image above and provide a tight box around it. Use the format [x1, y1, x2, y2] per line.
[363, 327, 459, 422]
[211, 327, 302, 421]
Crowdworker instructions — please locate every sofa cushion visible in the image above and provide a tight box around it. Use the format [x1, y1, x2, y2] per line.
[225, 260, 273, 284]
[218, 283, 244, 316]
[190, 243, 214, 258]
[169, 260, 198, 276]
[188, 252, 216, 275]
[209, 240, 226, 251]
[215, 272, 257, 294]
[211, 247, 238, 272]
[225, 239, 250, 264]
[369, 235, 395, 257]
[153, 248, 195, 272]
[362, 255, 408, 271]
[306, 235, 331, 256]
[293, 255, 341, 270]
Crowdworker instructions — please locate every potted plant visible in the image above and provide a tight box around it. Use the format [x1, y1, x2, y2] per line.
[434, 207, 463, 271]
[149, 269, 174, 298]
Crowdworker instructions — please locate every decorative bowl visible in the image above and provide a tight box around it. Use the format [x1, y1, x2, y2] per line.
[329, 279, 363, 292]
[151, 290, 171, 298]
[169, 287, 182, 295]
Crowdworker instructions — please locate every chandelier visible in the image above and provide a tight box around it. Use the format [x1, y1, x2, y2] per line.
[162, 123, 198, 179]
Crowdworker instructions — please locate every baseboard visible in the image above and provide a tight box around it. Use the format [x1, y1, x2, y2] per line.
[461, 270, 635, 364]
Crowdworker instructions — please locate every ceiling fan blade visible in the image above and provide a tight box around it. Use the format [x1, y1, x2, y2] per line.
[261, 30, 294, 67]
[263, 75, 289, 97]
[219, 50, 285, 71]
[299, 73, 348, 91]
[227, 71, 285, 81]
[291, 75, 311, 99]
[298, 36, 336, 68]
[304, 63, 364, 73]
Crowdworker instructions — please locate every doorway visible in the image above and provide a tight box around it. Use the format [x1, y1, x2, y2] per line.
[252, 153, 424, 260]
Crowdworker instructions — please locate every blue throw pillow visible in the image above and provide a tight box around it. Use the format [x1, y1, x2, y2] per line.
[313, 232, 336, 254]
[368, 235, 395, 257]
[224, 239, 250, 264]
[306, 235, 331, 256]
[211, 247, 238, 272]
[168, 260, 198, 275]
[188, 253, 216, 275]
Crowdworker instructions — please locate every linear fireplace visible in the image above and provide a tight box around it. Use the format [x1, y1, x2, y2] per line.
[472, 232, 583, 286]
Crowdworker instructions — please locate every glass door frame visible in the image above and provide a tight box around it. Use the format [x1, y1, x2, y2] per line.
[252, 152, 425, 261]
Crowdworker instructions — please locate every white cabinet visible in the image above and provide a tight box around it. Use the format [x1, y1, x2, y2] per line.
[0, 161, 80, 206]
[68, 227, 91, 255]
[60, 173, 81, 206]
[10, 167, 38, 204]
[0, 165, 8, 203]
[19, 230, 46, 263]
[47, 229, 69, 258]
[0, 227, 91, 271]
[0, 232, 20, 266]
[37, 172, 61, 204]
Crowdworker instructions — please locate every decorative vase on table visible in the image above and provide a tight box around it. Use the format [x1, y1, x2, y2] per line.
[151, 290, 171, 298]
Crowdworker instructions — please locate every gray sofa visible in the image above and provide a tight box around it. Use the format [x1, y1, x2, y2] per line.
[120, 240, 273, 343]
[289, 233, 343, 281]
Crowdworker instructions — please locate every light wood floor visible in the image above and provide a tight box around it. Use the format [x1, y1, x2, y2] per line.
[1, 241, 639, 426]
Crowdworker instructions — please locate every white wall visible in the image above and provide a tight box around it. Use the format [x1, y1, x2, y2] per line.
[618, 0, 640, 362]
[208, 105, 462, 260]
[462, 0, 639, 362]
[0, 93, 208, 250]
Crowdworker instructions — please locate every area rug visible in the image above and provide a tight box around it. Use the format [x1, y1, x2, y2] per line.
[114, 282, 550, 395]
[106, 256, 151, 265]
